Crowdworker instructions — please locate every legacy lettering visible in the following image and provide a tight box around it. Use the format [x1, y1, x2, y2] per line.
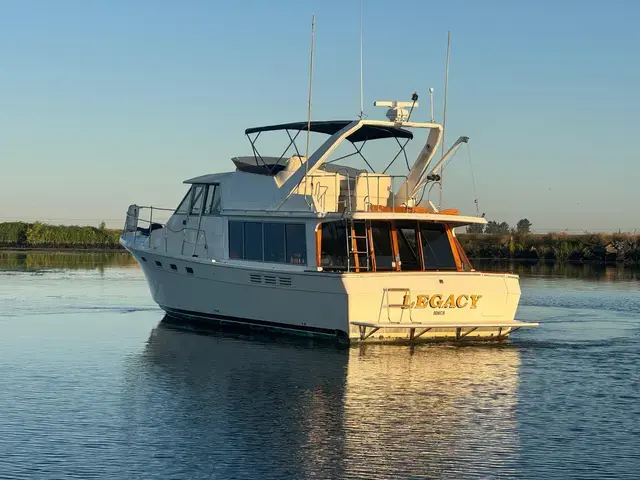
[400, 294, 482, 309]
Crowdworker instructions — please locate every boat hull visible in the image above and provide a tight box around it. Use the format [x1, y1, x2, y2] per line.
[124, 242, 525, 344]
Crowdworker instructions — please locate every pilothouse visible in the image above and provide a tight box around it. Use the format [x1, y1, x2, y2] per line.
[121, 97, 538, 342]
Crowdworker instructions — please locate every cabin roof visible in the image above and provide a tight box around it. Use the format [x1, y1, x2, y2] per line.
[184, 172, 233, 184]
[245, 120, 414, 143]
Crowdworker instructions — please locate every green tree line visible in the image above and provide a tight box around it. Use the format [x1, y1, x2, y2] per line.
[0, 222, 122, 249]
[467, 218, 533, 234]
[458, 232, 640, 265]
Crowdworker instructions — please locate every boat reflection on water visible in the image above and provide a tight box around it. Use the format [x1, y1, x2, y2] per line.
[344, 343, 521, 478]
[133, 316, 522, 478]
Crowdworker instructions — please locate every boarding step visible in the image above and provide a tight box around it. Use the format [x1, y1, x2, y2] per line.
[351, 320, 540, 341]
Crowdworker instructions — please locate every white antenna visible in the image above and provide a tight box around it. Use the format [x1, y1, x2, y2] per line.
[439, 30, 451, 208]
[305, 14, 316, 179]
[429, 87, 434, 122]
[359, 0, 364, 118]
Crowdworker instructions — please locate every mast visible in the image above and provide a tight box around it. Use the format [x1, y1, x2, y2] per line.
[305, 14, 316, 179]
[439, 31, 451, 208]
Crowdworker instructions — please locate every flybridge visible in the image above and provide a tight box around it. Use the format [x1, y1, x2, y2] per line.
[237, 98, 470, 212]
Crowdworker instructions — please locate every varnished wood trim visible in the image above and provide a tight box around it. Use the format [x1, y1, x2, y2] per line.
[367, 205, 460, 216]
[367, 220, 377, 272]
[445, 225, 463, 271]
[437, 208, 460, 216]
[390, 221, 401, 272]
[453, 235, 473, 271]
[315, 224, 322, 268]
[415, 221, 426, 271]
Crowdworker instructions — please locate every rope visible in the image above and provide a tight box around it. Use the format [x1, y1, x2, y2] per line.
[466, 143, 480, 217]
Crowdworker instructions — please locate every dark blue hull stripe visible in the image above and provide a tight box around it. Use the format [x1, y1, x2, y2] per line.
[161, 306, 342, 337]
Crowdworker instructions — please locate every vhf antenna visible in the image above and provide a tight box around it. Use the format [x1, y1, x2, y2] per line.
[358, 0, 364, 118]
[429, 87, 435, 122]
[439, 30, 451, 208]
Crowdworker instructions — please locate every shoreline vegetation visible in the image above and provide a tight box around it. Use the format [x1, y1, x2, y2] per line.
[1, 221, 639, 266]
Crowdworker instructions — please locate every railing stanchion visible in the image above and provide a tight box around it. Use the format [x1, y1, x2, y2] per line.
[148, 207, 153, 248]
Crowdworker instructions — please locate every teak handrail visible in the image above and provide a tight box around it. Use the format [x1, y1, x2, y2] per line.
[368, 205, 460, 216]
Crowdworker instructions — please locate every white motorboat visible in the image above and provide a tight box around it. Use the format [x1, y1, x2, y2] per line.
[120, 99, 538, 343]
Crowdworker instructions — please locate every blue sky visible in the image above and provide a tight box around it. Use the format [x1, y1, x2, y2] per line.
[1, 0, 638, 231]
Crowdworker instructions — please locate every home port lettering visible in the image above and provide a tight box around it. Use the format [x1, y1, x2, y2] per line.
[400, 294, 482, 309]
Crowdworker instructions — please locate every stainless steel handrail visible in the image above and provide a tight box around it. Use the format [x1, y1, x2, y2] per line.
[180, 227, 210, 259]
[121, 205, 209, 258]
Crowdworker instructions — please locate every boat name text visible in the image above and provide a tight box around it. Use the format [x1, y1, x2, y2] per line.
[400, 294, 482, 309]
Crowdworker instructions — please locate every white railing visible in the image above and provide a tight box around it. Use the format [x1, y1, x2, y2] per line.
[122, 205, 210, 258]
[303, 172, 417, 215]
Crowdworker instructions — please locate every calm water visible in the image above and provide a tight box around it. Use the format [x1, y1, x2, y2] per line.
[0, 252, 638, 479]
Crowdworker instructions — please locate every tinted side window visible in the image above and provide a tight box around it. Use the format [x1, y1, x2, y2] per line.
[420, 223, 456, 270]
[228, 221, 244, 259]
[264, 223, 286, 263]
[396, 221, 421, 271]
[203, 185, 220, 215]
[175, 187, 193, 214]
[285, 224, 306, 264]
[320, 222, 347, 269]
[190, 185, 205, 215]
[244, 222, 263, 261]
[370, 222, 394, 271]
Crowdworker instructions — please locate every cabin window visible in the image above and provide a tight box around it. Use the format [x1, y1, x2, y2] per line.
[318, 220, 463, 273]
[175, 187, 192, 214]
[420, 223, 457, 270]
[228, 221, 244, 259]
[264, 223, 286, 263]
[189, 185, 206, 216]
[396, 221, 421, 271]
[203, 184, 220, 215]
[243, 222, 263, 261]
[285, 224, 307, 264]
[320, 222, 348, 270]
[176, 184, 220, 215]
[228, 220, 307, 265]
[370, 222, 394, 271]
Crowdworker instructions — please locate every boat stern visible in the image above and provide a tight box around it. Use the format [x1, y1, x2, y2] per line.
[342, 271, 535, 343]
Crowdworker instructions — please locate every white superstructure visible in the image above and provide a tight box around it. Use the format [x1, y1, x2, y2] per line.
[120, 100, 538, 343]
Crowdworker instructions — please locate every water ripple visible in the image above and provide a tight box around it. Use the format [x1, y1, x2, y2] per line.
[0, 260, 639, 478]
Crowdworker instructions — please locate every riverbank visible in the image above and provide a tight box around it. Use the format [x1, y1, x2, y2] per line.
[457, 232, 640, 265]
[2, 222, 639, 265]
[0, 222, 121, 250]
